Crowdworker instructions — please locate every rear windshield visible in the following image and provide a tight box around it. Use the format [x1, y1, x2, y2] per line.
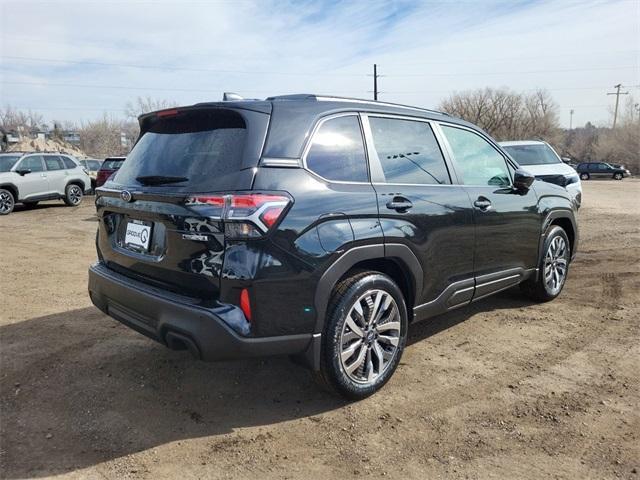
[502, 144, 561, 165]
[113, 109, 247, 190]
[102, 159, 124, 170]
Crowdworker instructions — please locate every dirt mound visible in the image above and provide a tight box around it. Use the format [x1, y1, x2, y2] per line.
[7, 137, 87, 158]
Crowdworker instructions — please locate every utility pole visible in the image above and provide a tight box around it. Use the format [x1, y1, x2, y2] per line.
[569, 109, 574, 130]
[607, 84, 629, 128]
[373, 64, 379, 101]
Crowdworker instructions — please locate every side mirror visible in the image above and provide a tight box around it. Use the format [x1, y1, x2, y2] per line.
[15, 168, 32, 176]
[513, 169, 535, 192]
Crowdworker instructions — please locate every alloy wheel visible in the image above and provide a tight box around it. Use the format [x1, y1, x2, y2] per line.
[0, 191, 14, 214]
[68, 185, 82, 205]
[339, 289, 401, 384]
[544, 236, 568, 295]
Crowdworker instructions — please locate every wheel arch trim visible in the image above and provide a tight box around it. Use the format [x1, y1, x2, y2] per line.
[312, 243, 423, 334]
[0, 183, 20, 200]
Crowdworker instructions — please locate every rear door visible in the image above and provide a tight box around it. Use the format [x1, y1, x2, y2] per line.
[15, 155, 48, 199]
[95, 106, 270, 300]
[437, 124, 540, 299]
[362, 114, 475, 314]
[43, 156, 67, 194]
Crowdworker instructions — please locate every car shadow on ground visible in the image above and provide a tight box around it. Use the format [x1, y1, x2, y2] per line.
[0, 288, 533, 478]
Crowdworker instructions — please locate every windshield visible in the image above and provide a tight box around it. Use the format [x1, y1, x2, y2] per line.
[113, 109, 247, 190]
[0, 155, 21, 172]
[102, 159, 124, 170]
[503, 144, 561, 165]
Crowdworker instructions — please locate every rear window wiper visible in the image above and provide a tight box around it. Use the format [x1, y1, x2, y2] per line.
[136, 175, 189, 185]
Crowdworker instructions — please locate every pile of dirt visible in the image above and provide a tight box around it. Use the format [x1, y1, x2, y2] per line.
[7, 137, 87, 158]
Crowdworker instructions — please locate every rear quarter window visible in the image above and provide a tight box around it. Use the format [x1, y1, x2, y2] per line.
[304, 115, 368, 182]
[62, 157, 78, 169]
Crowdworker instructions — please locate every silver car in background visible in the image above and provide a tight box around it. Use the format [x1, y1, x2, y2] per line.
[0, 152, 91, 215]
[499, 140, 582, 208]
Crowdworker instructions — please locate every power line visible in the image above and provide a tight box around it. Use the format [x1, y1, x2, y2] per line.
[2, 55, 637, 78]
[607, 83, 630, 128]
[0, 55, 365, 77]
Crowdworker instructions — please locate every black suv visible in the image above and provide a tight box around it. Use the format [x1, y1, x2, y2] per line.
[88, 95, 578, 399]
[576, 162, 630, 180]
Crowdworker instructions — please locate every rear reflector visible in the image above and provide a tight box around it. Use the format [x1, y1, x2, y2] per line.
[239, 288, 252, 322]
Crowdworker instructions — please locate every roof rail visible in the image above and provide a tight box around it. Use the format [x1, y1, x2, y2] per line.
[267, 94, 448, 116]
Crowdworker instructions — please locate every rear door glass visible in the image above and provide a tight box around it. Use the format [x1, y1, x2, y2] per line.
[114, 109, 248, 190]
[45, 156, 65, 171]
[368, 117, 450, 184]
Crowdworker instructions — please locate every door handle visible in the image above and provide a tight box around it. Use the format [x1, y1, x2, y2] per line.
[473, 197, 492, 211]
[386, 197, 413, 212]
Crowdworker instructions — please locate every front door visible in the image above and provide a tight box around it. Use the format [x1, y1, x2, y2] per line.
[15, 155, 49, 200]
[438, 124, 541, 300]
[362, 114, 475, 316]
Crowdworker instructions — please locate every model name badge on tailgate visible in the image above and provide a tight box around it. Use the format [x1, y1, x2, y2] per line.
[182, 233, 208, 241]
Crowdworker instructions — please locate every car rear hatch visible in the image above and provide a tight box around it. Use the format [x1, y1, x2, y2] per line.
[95, 104, 271, 301]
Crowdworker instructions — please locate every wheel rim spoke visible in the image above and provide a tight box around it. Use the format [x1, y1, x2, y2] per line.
[341, 339, 363, 363]
[339, 288, 402, 384]
[344, 343, 367, 375]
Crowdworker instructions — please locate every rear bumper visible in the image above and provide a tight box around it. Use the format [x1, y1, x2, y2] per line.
[88, 262, 312, 361]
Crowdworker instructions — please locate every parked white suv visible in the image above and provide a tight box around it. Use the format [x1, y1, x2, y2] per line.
[499, 140, 582, 208]
[0, 152, 91, 215]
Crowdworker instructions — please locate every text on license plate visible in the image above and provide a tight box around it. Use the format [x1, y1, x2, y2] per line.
[125, 222, 151, 250]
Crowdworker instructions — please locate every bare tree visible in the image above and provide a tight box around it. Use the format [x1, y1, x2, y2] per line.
[438, 88, 561, 142]
[0, 105, 44, 135]
[79, 114, 130, 158]
[595, 96, 640, 172]
[124, 97, 178, 119]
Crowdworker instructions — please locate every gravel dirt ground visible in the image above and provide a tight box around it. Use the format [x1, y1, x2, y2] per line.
[1, 180, 638, 480]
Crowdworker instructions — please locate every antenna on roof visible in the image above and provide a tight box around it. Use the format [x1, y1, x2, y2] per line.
[222, 92, 244, 101]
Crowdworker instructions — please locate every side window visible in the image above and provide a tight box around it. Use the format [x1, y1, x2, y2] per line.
[368, 117, 450, 184]
[45, 156, 65, 171]
[441, 126, 511, 187]
[62, 156, 77, 169]
[598, 163, 609, 171]
[305, 115, 368, 182]
[18, 155, 45, 172]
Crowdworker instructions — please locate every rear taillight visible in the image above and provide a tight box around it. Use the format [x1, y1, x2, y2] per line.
[186, 193, 290, 238]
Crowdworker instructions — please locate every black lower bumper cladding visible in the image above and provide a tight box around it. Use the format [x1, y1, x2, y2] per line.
[88, 262, 312, 361]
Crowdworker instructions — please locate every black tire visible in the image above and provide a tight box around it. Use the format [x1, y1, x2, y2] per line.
[64, 184, 83, 206]
[613, 173, 623, 180]
[520, 226, 570, 302]
[579, 172, 590, 180]
[23, 201, 39, 209]
[315, 271, 408, 400]
[0, 188, 15, 215]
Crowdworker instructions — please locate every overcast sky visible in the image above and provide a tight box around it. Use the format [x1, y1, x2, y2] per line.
[1, 0, 638, 128]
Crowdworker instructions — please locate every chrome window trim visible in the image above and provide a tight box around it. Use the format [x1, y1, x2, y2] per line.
[300, 111, 372, 185]
[360, 112, 455, 186]
[434, 121, 514, 187]
[260, 157, 301, 168]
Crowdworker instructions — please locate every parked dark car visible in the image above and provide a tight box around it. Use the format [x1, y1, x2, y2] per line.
[88, 94, 579, 399]
[95, 157, 125, 187]
[576, 162, 630, 180]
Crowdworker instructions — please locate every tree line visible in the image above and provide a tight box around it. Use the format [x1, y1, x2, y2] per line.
[438, 87, 639, 172]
